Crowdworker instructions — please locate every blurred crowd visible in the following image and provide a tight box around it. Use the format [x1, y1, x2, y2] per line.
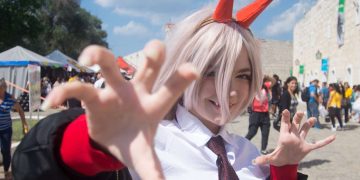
[245, 74, 360, 154]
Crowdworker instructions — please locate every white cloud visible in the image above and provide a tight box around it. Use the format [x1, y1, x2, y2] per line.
[113, 7, 165, 25]
[264, 0, 313, 36]
[94, 0, 118, 7]
[102, 23, 109, 30]
[269, 0, 281, 8]
[113, 21, 150, 36]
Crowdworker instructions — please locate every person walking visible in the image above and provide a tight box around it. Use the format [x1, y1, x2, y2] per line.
[320, 82, 330, 122]
[245, 76, 272, 154]
[270, 74, 281, 118]
[327, 83, 343, 131]
[273, 76, 299, 131]
[0, 78, 28, 179]
[308, 79, 321, 129]
[343, 82, 352, 125]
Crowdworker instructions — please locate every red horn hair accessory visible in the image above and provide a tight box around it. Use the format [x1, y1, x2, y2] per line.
[212, 0, 272, 28]
[212, 0, 234, 22]
[236, 0, 273, 28]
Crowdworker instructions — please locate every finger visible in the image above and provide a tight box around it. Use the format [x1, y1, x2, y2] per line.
[132, 40, 165, 93]
[299, 118, 316, 139]
[41, 82, 98, 110]
[252, 154, 271, 165]
[305, 135, 336, 152]
[280, 110, 291, 134]
[292, 111, 304, 132]
[151, 63, 199, 120]
[79, 45, 125, 88]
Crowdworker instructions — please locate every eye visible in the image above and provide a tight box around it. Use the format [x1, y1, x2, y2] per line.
[236, 74, 252, 81]
[205, 71, 215, 77]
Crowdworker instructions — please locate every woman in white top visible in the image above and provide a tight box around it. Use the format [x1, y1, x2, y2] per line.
[41, 0, 336, 179]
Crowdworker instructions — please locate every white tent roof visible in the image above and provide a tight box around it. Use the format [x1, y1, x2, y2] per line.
[0, 46, 64, 67]
[47, 50, 94, 73]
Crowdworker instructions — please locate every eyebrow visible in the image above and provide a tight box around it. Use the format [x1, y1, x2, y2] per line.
[236, 68, 251, 74]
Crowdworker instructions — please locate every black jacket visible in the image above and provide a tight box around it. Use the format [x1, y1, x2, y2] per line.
[12, 108, 132, 180]
[279, 90, 292, 114]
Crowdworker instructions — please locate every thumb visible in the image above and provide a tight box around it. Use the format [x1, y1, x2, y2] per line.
[252, 154, 271, 166]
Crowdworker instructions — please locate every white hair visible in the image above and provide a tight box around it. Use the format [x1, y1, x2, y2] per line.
[154, 7, 262, 121]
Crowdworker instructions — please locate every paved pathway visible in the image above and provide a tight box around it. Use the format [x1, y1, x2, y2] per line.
[2, 106, 360, 179]
[226, 103, 360, 180]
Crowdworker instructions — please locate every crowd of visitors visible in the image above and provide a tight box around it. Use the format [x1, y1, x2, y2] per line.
[246, 73, 360, 153]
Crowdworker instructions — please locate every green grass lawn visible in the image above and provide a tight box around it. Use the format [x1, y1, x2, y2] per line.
[12, 119, 39, 141]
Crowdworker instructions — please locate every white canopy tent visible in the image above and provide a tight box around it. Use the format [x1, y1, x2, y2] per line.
[0, 46, 64, 98]
[47, 50, 94, 73]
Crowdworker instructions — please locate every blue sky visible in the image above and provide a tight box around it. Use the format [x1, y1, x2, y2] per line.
[81, 0, 316, 56]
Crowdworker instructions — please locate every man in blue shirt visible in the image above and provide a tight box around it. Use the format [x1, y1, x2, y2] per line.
[308, 79, 321, 128]
[320, 82, 329, 107]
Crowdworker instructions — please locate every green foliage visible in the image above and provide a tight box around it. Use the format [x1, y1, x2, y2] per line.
[0, 0, 108, 59]
[12, 119, 39, 141]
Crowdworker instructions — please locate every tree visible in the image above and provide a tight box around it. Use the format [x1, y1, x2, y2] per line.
[0, 0, 45, 52]
[0, 0, 108, 59]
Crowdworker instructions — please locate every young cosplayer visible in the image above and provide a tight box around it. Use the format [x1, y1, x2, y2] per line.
[12, 0, 335, 179]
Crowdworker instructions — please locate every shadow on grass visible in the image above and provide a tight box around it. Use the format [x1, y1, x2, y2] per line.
[299, 159, 331, 170]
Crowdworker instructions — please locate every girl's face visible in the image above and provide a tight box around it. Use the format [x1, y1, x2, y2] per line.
[190, 47, 251, 133]
[288, 80, 297, 92]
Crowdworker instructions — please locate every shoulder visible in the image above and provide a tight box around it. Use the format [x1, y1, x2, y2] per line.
[6, 92, 16, 101]
[226, 132, 260, 155]
[281, 91, 291, 98]
[155, 120, 181, 150]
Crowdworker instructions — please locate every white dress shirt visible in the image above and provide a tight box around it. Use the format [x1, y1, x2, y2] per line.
[130, 105, 269, 180]
[93, 78, 105, 89]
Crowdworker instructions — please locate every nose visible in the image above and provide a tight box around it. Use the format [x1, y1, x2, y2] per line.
[229, 90, 238, 106]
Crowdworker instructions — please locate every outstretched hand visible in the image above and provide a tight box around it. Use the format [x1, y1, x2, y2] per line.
[253, 110, 336, 166]
[42, 40, 199, 180]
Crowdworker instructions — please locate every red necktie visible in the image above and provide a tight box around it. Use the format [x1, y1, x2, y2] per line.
[207, 136, 239, 180]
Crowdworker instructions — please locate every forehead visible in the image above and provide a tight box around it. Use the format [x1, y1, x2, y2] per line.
[233, 46, 251, 73]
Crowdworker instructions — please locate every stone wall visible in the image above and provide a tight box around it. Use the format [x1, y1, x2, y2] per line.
[258, 39, 293, 83]
[294, 0, 360, 86]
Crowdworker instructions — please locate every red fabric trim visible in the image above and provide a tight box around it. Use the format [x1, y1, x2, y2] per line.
[60, 114, 125, 176]
[270, 164, 298, 180]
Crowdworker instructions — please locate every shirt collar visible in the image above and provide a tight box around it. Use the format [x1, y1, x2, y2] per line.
[175, 105, 236, 148]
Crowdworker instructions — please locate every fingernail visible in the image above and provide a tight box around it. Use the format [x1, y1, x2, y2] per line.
[40, 100, 51, 111]
[252, 159, 257, 165]
[144, 46, 160, 60]
[180, 63, 200, 79]
[78, 54, 92, 67]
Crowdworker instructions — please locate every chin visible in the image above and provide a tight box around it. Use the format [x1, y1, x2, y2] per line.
[210, 117, 228, 126]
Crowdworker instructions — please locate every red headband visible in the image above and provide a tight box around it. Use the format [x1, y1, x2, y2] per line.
[212, 0, 273, 28]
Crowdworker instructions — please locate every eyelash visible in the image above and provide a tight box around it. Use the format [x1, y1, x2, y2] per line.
[205, 71, 215, 77]
[236, 74, 252, 81]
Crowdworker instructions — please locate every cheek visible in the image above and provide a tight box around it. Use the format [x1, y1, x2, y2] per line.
[233, 81, 250, 103]
[200, 78, 216, 95]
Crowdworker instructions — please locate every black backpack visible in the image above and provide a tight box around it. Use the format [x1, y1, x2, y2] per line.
[301, 87, 310, 102]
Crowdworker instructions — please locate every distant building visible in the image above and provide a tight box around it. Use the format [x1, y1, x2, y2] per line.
[258, 39, 293, 82]
[293, 0, 360, 86]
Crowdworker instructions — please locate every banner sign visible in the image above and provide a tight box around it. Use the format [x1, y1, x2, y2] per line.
[337, 0, 345, 46]
[299, 65, 304, 74]
[321, 58, 329, 72]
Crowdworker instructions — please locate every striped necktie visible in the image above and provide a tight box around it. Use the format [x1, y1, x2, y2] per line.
[207, 136, 239, 180]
